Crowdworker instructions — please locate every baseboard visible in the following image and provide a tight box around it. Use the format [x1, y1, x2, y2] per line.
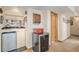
[71, 34, 79, 37]
[8, 46, 27, 52]
[58, 36, 71, 42]
[66, 36, 71, 39]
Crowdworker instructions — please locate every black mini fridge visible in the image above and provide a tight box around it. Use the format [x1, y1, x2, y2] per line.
[32, 32, 49, 52]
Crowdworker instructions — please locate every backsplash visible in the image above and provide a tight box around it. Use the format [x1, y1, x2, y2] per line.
[0, 15, 26, 29]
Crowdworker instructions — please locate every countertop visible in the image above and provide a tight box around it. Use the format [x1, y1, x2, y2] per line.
[0, 28, 26, 33]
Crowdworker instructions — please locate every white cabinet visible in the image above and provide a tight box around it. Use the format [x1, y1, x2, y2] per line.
[26, 31, 32, 49]
[0, 29, 26, 51]
[17, 29, 26, 48]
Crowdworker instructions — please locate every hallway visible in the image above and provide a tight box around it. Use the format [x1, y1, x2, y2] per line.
[51, 36, 79, 52]
[23, 36, 79, 52]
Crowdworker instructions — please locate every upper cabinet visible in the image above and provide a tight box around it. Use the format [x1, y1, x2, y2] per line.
[0, 16, 4, 24]
[3, 8, 25, 17]
[0, 7, 27, 28]
[0, 8, 3, 14]
[0, 8, 4, 24]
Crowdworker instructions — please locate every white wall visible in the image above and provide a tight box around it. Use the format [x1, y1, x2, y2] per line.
[27, 8, 43, 32]
[26, 8, 47, 48]
[42, 10, 48, 32]
[58, 14, 70, 41]
[71, 18, 79, 35]
[47, 10, 51, 45]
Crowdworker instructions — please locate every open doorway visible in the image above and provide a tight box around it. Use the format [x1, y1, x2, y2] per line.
[51, 11, 58, 43]
[70, 17, 79, 36]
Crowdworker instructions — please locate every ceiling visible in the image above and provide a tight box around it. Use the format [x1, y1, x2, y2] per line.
[1, 6, 79, 17]
[73, 6, 79, 15]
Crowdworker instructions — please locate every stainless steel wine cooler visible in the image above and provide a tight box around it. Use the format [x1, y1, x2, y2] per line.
[32, 32, 49, 52]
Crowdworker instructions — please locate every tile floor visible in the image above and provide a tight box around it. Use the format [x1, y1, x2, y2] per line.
[51, 36, 79, 52]
[23, 36, 79, 52]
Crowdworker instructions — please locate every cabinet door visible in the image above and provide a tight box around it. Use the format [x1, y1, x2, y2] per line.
[17, 30, 26, 48]
[40, 34, 49, 52]
[0, 16, 4, 24]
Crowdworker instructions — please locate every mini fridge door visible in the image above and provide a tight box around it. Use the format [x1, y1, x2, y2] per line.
[32, 33, 39, 52]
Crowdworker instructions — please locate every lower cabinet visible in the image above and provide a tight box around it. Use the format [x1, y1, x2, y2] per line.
[0, 29, 26, 52]
[17, 29, 26, 49]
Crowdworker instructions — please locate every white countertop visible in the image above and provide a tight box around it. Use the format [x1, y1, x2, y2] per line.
[0, 28, 26, 33]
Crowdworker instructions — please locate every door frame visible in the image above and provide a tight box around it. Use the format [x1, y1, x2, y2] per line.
[51, 11, 58, 43]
